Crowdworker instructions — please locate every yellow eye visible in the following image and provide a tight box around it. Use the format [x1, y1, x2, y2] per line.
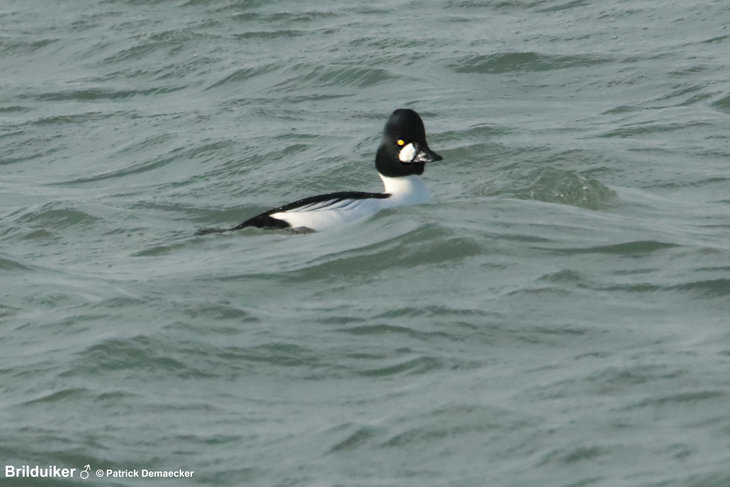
[396, 139, 405, 146]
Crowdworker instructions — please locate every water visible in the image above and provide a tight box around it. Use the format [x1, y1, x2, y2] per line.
[2, 0, 729, 485]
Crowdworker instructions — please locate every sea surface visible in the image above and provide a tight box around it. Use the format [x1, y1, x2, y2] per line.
[1, 1, 729, 486]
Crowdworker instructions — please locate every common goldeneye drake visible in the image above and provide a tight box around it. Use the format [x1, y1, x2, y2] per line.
[197, 108, 442, 234]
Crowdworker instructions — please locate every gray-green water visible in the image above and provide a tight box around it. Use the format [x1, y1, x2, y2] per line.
[2, 1, 730, 486]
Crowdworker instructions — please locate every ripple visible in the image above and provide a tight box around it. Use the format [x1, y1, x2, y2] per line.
[565, 240, 678, 256]
[28, 111, 117, 125]
[273, 64, 396, 90]
[284, 224, 486, 280]
[100, 30, 205, 64]
[52, 139, 199, 184]
[230, 342, 323, 368]
[32, 86, 185, 102]
[233, 29, 309, 40]
[358, 355, 443, 378]
[380, 404, 499, 448]
[205, 64, 279, 90]
[0, 254, 31, 271]
[490, 167, 617, 210]
[625, 390, 727, 410]
[538, 445, 607, 466]
[74, 336, 210, 379]
[22, 387, 88, 406]
[0, 105, 30, 114]
[712, 94, 730, 113]
[669, 278, 730, 298]
[0, 37, 59, 56]
[600, 119, 712, 138]
[227, 9, 340, 23]
[451, 52, 609, 74]
[14, 202, 100, 230]
[337, 324, 453, 342]
[326, 425, 380, 453]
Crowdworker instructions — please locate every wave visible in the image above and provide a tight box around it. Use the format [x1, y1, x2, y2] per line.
[451, 51, 610, 74]
[11, 201, 100, 231]
[485, 166, 617, 210]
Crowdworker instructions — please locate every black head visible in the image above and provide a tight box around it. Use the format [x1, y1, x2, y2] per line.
[375, 108, 442, 178]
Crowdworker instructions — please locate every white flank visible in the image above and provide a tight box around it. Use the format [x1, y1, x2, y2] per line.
[269, 174, 431, 231]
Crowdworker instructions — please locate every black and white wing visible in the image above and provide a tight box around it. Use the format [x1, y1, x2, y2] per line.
[196, 191, 389, 234]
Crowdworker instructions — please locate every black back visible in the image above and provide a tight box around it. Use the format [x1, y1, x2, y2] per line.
[234, 191, 389, 230]
[196, 191, 389, 234]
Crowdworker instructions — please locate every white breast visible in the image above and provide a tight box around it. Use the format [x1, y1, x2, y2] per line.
[379, 174, 432, 205]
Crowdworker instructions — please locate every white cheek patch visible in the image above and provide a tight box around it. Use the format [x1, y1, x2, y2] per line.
[398, 142, 416, 163]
